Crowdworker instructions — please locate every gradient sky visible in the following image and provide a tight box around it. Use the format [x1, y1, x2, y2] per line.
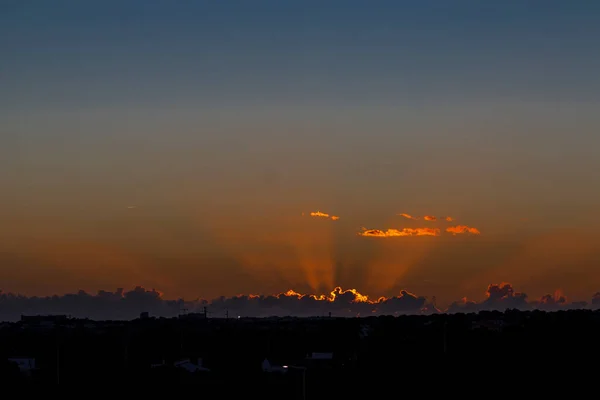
[2, 1, 600, 307]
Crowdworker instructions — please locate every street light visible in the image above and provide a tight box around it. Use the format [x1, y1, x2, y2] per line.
[283, 365, 307, 400]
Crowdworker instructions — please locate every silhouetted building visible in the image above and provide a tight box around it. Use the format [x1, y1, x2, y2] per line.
[175, 358, 210, 373]
[20, 315, 68, 327]
[262, 359, 287, 373]
[179, 312, 206, 320]
[304, 352, 336, 369]
[8, 358, 36, 375]
[471, 319, 504, 331]
[307, 352, 333, 360]
[150, 360, 166, 368]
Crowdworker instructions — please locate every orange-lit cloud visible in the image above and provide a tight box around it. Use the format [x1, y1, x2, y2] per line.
[538, 290, 567, 306]
[309, 211, 339, 221]
[397, 213, 417, 220]
[398, 213, 450, 222]
[358, 227, 440, 237]
[269, 286, 373, 303]
[446, 225, 481, 235]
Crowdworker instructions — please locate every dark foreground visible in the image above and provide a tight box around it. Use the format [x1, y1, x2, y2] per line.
[1, 309, 597, 394]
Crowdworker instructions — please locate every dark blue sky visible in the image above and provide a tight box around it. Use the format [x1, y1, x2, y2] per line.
[3, 1, 599, 109]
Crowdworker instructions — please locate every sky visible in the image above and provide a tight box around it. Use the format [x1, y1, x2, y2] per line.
[2, 1, 600, 311]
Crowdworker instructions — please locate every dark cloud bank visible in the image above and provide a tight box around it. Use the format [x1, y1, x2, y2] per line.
[2, 283, 600, 321]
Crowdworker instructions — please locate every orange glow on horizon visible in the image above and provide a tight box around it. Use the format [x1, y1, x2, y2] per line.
[183, 203, 487, 301]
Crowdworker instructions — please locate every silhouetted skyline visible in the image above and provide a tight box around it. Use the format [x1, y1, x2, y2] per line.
[1, 282, 598, 321]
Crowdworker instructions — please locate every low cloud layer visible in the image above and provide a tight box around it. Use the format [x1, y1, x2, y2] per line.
[1, 283, 598, 321]
[445, 283, 582, 313]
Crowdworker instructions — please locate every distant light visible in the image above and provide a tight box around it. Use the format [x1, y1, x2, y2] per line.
[283, 365, 288, 368]
[237, 316, 240, 319]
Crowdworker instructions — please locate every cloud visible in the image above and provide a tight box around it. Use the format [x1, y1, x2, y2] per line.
[2, 282, 600, 321]
[358, 227, 440, 237]
[0, 286, 426, 320]
[309, 211, 339, 221]
[593, 292, 600, 306]
[445, 283, 590, 313]
[446, 225, 481, 235]
[209, 287, 430, 317]
[398, 214, 454, 223]
[0, 286, 184, 322]
[530, 290, 570, 311]
[447, 283, 528, 312]
[397, 213, 417, 220]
